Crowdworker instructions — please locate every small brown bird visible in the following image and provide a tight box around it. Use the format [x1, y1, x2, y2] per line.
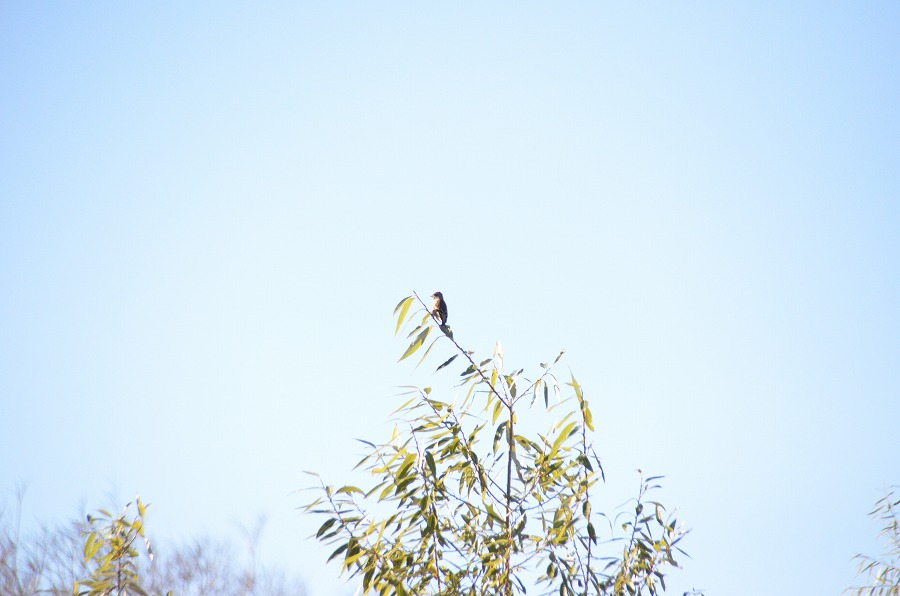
[431, 291, 448, 326]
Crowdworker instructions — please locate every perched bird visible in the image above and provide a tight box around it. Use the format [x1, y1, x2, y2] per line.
[431, 291, 448, 326]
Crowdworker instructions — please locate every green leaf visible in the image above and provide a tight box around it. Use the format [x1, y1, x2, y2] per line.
[83, 532, 100, 563]
[568, 373, 583, 404]
[435, 354, 458, 372]
[548, 420, 578, 460]
[396, 453, 417, 479]
[327, 543, 348, 562]
[393, 296, 414, 335]
[399, 327, 430, 362]
[485, 504, 503, 524]
[582, 400, 594, 431]
[492, 421, 507, 453]
[313, 516, 337, 540]
[425, 451, 437, 477]
[491, 398, 504, 425]
[504, 375, 517, 399]
[336, 486, 364, 496]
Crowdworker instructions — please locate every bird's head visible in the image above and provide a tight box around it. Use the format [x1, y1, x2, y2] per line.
[432, 291, 443, 299]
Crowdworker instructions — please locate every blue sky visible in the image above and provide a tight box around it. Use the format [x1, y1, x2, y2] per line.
[2, 2, 899, 595]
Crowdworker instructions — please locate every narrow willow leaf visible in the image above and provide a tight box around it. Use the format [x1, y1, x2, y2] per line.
[435, 354, 458, 372]
[491, 398, 504, 425]
[399, 328, 430, 362]
[327, 543, 348, 562]
[492, 421, 507, 453]
[582, 400, 594, 431]
[548, 420, 578, 459]
[568, 373, 583, 403]
[388, 398, 419, 417]
[316, 518, 338, 538]
[414, 336, 441, 370]
[393, 296, 414, 334]
[531, 379, 541, 405]
[393, 295, 412, 315]
[505, 375, 517, 399]
[83, 532, 99, 562]
[336, 486, 364, 496]
[397, 453, 417, 479]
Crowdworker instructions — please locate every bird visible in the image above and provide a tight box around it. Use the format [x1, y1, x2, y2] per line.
[431, 291, 448, 326]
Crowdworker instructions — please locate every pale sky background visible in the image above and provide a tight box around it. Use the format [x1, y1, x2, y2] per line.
[2, 3, 899, 595]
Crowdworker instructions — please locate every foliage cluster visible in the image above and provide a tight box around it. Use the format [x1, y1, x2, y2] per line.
[849, 487, 900, 596]
[0, 494, 305, 596]
[76, 497, 156, 596]
[304, 293, 692, 595]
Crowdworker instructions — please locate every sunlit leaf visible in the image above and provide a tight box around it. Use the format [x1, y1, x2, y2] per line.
[425, 451, 437, 477]
[336, 486, 364, 496]
[83, 532, 100, 563]
[399, 328, 430, 362]
[393, 296, 414, 334]
[491, 398, 504, 425]
[493, 421, 507, 453]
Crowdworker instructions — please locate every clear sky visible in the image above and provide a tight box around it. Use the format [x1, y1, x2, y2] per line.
[2, 3, 899, 595]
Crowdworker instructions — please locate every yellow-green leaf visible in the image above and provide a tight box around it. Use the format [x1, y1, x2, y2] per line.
[393, 296, 414, 335]
[399, 328, 430, 362]
[83, 532, 100, 563]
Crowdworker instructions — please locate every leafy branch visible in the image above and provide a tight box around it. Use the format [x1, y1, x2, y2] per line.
[303, 293, 692, 595]
[848, 487, 900, 596]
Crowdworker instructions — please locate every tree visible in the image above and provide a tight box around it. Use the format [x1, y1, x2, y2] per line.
[304, 293, 692, 595]
[76, 497, 158, 596]
[0, 494, 305, 596]
[849, 487, 900, 596]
